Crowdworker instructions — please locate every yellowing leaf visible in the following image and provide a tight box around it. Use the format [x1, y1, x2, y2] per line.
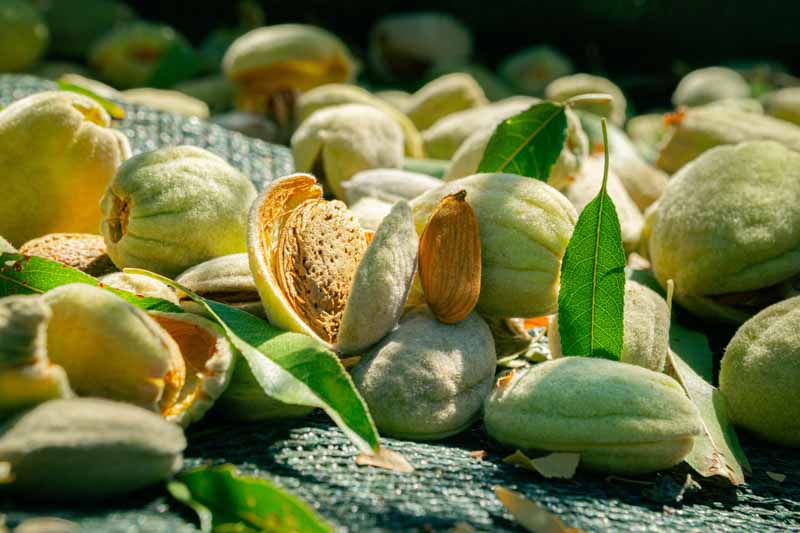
[356, 449, 414, 473]
[503, 451, 580, 479]
[766, 471, 786, 483]
[495, 486, 583, 533]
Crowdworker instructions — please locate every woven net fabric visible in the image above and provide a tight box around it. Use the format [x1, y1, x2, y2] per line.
[1, 75, 798, 532]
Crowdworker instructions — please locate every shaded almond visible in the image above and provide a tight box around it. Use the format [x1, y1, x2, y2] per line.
[418, 190, 481, 324]
[20, 233, 116, 276]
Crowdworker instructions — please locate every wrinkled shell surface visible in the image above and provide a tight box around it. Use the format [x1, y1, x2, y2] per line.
[20, 233, 116, 277]
[276, 198, 366, 344]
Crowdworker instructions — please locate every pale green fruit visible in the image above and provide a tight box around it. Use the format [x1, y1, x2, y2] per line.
[295, 83, 425, 158]
[100, 145, 256, 277]
[549, 280, 669, 372]
[499, 46, 574, 97]
[352, 307, 496, 440]
[291, 104, 404, 200]
[720, 296, 800, 447]
[99, 272, 180, 304]
[89, 22, 193, 89]
[43, 284, 186, 414]
[649, 141, 800, 323]
[626, 113, 668, 165]
[0, 398, 185, 501]
[762, 87, 800, 125]
[577, 111, 668, 211]
[656, 107, 800, 173]
[403, 72, 488, 131]
[121, 88, 210, 119]
[0, 0, 48, 72]
[412, 173, 577, 318]
[223, 24, 356, 114]
[422, 96, 538, 159]
[484, 357, 703, 474]
[0, 91, 131, 247]
[672, 67, 750, 107]
[368, 12, 472, 81]
[545, 73, 627, 126]
[342, 168, 442, 205]
[38, 0, 135, 60]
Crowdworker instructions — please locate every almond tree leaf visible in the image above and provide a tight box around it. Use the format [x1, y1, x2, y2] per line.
[627, 268, 714, 381]
[667, 350, 751, 484]
[171, 465, 332, 533]
[503, 451, 580, 479]
[557, 119, 625, 360]
[0, 253, 180, 312]
[494, 486, 582, 533]
[57, 80, 126, 119]
[477, 101, 567, 181]
[129, 269, 382, 456]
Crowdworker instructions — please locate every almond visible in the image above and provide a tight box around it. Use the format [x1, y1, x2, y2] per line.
[418, 190, 481, 324]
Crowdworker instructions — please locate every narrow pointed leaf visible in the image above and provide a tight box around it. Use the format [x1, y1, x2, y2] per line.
[0, 253, 179, 312]
[171, 465, 332, 533]
[57, 81, 126, 119]
[130, 269, 382, 456]
[477, 101, 567, 180]
[667, 350, 750, 485]
[557, 120, 626, 359]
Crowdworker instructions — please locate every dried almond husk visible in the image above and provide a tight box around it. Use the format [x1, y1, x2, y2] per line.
[418, 190, 481, 324]
[19, 233, 116, 276]
[248, 173, 418, 353]
[148, 312, 235, 427]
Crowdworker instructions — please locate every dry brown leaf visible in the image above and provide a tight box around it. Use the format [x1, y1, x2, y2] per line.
[495, 486, 583, 533]
[451, 522, 478, 533]
[418, 190, 481, 324]
[496, 369, 517, 390]
[503, 451, 580, 479]
[356, 448, 414, 473]
[766, 471, 786, 483]
[469, 450, 488, 460]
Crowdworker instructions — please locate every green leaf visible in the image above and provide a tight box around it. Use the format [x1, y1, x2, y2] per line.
[557, 119, 626, 359]
[57, 81, 126, 120]
[667, 350, 751, 485]
[170, 465, 332, 533]
[627, 268, 714, 381]
[129, 269, 382, 456]
[477, 101, 567, 181]
[0, 253, 180, 312]
[147, 42, 204, 89]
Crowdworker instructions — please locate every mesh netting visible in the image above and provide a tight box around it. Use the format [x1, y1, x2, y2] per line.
[1, 75, 798, 532]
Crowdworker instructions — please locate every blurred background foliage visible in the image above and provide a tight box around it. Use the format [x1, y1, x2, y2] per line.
[126, 0, 800, 109]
